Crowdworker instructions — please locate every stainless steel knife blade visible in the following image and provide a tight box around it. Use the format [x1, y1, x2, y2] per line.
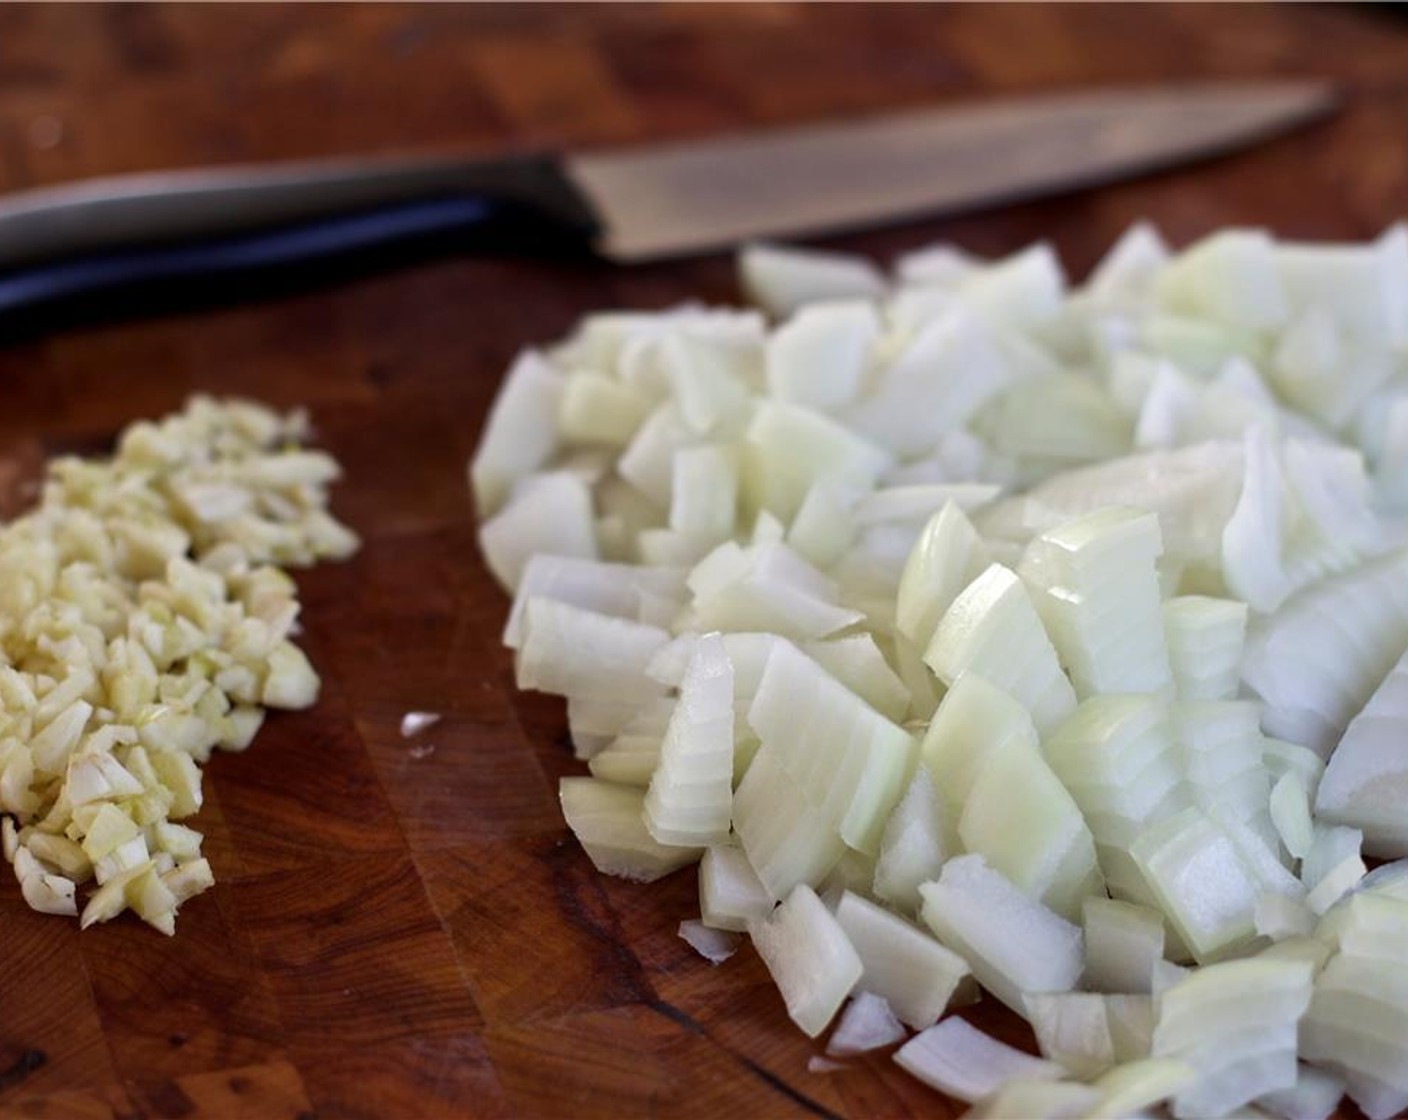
[571, 81, 1336, 260]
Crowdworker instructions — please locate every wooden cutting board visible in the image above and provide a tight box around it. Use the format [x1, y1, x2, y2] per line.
[1, 5, 1405, 1117]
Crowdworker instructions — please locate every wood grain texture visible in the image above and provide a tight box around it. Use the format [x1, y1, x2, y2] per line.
[0, 4, 1404, 1116]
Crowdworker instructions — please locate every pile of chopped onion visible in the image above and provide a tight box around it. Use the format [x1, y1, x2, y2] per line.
[0, 396, 357, 933]
[473, 226, 1408, 1118]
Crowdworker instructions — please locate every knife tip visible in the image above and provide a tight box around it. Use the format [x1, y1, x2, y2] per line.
[1247, 77, 1342, 124]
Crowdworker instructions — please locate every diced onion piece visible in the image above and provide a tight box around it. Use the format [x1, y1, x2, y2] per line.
[893, 1017, 1063, 1105]
[732, 748, 846, 900]
[786, 481, 858, 570]
[669, 446, 738, 544]
[965, 1079, 1099, 1120]
[570, 700, 645, 756]
[1275, 225, 1408, 348]
[894, 240, 980, 289]
[976, 440, 1244, 569]
[655, 327, 752, 437]
[765, 301, 880, 411]
[1090, 1058, 1197, 1118]
[1024, 991, 1116, 1079]
[819, 848, 878, 905]
[751, 508, 791, 546]
[740, 243, 886, 318]
[1045, 694, 1183, 905]
[1301, 945, 1408, 1120]
[834, 890, 970, 1029]
[1269, 773, 1314, 861]
[612, 408, 689, 512]
[895, 502, 992, 653]
[1156, 229, 1288, 332]
[1222, 424, 1300, 615]
[925, 563, 1075, 736]
[854, 483, 1000, 527]
[1174, 700, 1270, 828]
[1082, 897, 1164, 995]
[1263, 738, 1326, 802]
[980, 370, 1133, 467]
[749, 883, 863, 1038]
[588, 701, 671, 786]
[1104, 994, 1155, 1062]
[920, 673, 1036, 831]
[1084, 221, 1170, 305]
[1318, 890, 1408, 959]
[1355, 859, 1408, 902]
[504, 555, 686, 650]
[919, 854, 1083, 1016]
[957, 728, 1102, 922]
[559, 777, 700, 882]
[1242, 549, 1408, 756]
[643, 633, 734, 847]
[479, 472, 598, 593]
[872, 768, 948, 916]
[469, 349, 564, 517]
[1020, 507, 1171, 699]
[1314, 647, 1408, 857]
[1130, 807, 1261, 964]
[689, 541, 865, 641]
[1255, 893, 1315, 941]
[960, 242, 1065, 331]
[1269, 308, 1386, 429]
[1152, 958, 1314, 1118]
[698, 844, 774, 932]
[746, 640, 915, 856]
[1258, 936, 1332, 973]
[802, 634, 911, 723]
[1256, 1063, 1345, 1120]
[678, 919, 739, 965]
[559, 371, 650, 447]
[826, 991, 907, 1056]
[850, 311, 1016, 459]
[743, 401, 892, 523]
[1162, 595, 1248, 701]
[517, 599, 668, 701]
[1301, 824, 1366, 915]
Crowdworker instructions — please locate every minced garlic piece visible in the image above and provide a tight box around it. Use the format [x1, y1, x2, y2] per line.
[0, 396, 357, 933]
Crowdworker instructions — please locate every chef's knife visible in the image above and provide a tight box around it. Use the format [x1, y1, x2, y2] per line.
[0, 81, 1334, 332]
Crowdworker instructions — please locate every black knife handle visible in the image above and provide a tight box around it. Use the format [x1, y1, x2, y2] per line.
[0, 151, 602, 270]
[0, 153, 602, 338]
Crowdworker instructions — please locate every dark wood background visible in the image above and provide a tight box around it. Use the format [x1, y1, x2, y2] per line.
[0, 5, 1404, 1117]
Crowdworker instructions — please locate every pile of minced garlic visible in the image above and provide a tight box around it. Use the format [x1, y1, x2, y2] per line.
[0, 396, 356, 933]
